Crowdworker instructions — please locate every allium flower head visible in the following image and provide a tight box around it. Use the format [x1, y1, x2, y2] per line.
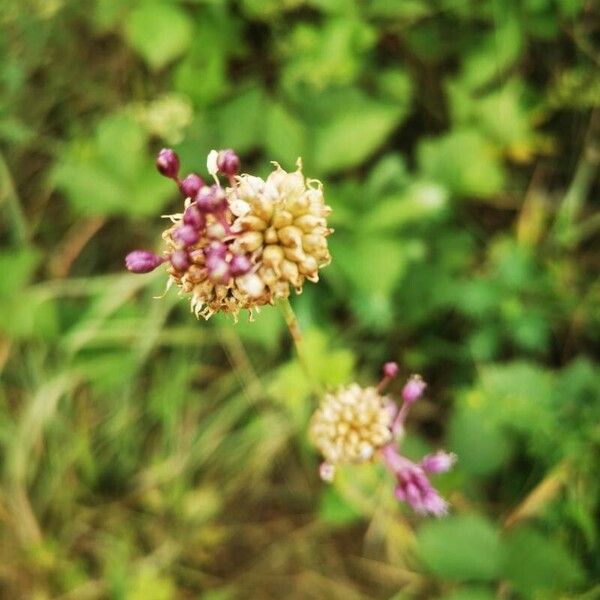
[229, 160, 332, 301]
[310, 367, 456, 517]
[125, 149, 332, 320]
[309, 384, 393, 466]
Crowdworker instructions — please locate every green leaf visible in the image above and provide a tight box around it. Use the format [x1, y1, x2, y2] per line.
[459, 16, 523, 90]
[361, 182, 448, 232]
[312, 98, 404, 174]
[95, 113, 145, 180]
[281, 19, 375, 92]
[449, 408, 509, 476]
[377, 68, 413, 106]
[448, 79, 541, 160]
[417, 129, 505, 199]
[125, 2, 193, 70]
[227, 305, 284, 351]
[53, 113, 173, 217]
[331, 235, 409, 295]
[318, 485, 362, 526]
[364, 154, 410, 197]
[213, 86, 266, 153]
[265, 102, 306, 169]
[53, 160, 125, 214]
[502, 527, 584, 595]
[366, 0, 431, 18]
[0, 249, 38, 299]
[417, 515, 502, 581]
[302, 329, 355, 387]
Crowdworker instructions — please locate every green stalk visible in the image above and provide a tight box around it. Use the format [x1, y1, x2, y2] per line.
[278, 298, 324, 397]
[0, 153, 29, 248]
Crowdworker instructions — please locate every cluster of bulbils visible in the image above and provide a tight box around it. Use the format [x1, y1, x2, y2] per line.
[310, 362, 456, 516]
[125, 147, 332, 319]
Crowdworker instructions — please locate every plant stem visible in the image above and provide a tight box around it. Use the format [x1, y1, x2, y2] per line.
[0, 152, 29, 247]
[277, 298, 324, 397]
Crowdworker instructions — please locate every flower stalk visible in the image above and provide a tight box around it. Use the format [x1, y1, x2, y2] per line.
[278, 297, 324, 397]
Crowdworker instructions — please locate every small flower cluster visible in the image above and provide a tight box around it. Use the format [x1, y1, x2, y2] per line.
[125, 148, 332, 319]
[309, 363, 456, 516]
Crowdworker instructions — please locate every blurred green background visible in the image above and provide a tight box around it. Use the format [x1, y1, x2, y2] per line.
[1, 0, 599, 598]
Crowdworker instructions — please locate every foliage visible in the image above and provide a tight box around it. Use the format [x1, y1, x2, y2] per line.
[1, 0, 599, 598]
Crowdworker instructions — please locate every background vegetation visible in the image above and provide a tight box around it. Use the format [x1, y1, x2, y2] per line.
[1, 0, 599, 598]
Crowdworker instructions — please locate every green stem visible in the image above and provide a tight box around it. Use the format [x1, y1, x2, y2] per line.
[0, 153, 29, 248]
[277, 298, 324, 397]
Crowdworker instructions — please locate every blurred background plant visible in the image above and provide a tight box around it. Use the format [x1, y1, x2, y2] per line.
[1, 0, 599, 598]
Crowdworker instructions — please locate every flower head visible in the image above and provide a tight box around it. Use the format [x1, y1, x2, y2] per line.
[310, 368, 456, 517]
[309, 384, 393, 466]
[125, 149, 332, 320]
[229, 160, 332, 301]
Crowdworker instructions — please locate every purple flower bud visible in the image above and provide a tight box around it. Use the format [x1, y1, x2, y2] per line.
[170, 250, 190, 271]
[183, 205, 205, 230]
[173, 225, 200, 247]
[206, 254, 230, 284]
[383, 361, 399, 379]
[421, 451, 457, 474]
[381, 444, 448, 516]
[204, 241, 228, 258]
[229, 254, 252, 276]
[402, 375, 426, 405]
[196, 185, 227, 213]
[217, 149, 240, 176]
[125, 250, 163, 274]
[156, 148, 180, 179]
[179, 173, 204, 198]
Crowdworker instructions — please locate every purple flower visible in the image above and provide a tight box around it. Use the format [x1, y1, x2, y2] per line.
[402, 375, 426, 404]
[196, 185, 226, 213]
[217, 149, 240, 177]
[125, 250, 163, 274]
[229, 254, 252, 277]
[179, 173, 204, 198]
[173, 225, 200, 247]
[156, 148, 179, 179]
[183, 205, 205, 230]
[383, 361, 399, 379]
[381, 444, 450, 517]
[206, 254, 230, 283]
[421, 451, 457, 474]
[170, 250, 190, 271]
[204, 241, 228, 258]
